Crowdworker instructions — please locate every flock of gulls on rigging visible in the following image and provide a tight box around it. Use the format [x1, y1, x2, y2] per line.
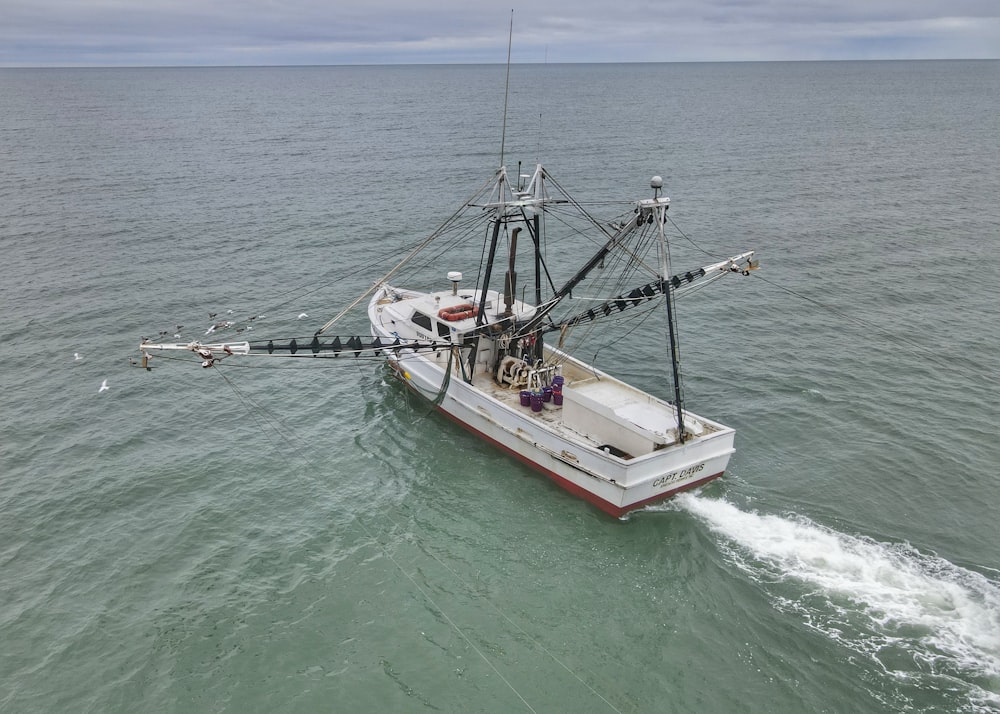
[88, 309, 310, 394]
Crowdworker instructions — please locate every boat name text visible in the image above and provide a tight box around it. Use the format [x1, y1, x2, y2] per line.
[652, 463, 705, 489]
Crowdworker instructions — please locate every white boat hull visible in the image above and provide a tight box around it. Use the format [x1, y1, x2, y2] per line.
[371, 291, 734, 517]
[137, 162, 753, 519]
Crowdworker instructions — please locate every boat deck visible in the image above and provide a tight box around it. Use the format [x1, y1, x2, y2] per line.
[372, 286, 721, 461]
[467, 353, 708, 459]
[471, 371, 573, 421]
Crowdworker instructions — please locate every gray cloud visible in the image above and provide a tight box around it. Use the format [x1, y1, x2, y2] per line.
[1, 0, 997, 66]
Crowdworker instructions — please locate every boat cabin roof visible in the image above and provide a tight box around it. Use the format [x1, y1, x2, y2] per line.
[380, 288, 537, 341]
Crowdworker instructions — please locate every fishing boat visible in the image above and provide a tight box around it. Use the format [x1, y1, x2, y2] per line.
[139, 162, 757, 517]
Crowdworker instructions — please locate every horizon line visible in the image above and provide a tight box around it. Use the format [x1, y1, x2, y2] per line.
[2, 57, 996, 70]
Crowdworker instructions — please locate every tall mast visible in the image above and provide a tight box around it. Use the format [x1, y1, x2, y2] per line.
[532, 211, 541, 307]
[488, 12, 514, 325]
[499, 11, 513, 168]
[477, 208, 505, 326]
[649, 176, 687, 443]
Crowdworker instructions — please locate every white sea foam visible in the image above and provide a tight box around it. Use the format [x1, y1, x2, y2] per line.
[676, 494, 1000, 706]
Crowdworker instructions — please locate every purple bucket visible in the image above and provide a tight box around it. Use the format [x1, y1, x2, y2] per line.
[542, 386, 553, 402]
[553, 392, 564, 406]
[530, 393, 544, 412]
[519, 390, 531, 407]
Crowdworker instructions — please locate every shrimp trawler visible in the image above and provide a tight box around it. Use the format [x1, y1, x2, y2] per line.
[140, 163, 756, 517]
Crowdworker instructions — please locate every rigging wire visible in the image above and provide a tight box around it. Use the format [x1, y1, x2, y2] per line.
[655, 205, 960, 372]
[499, 10, 514, 169]
[199, 362, 621, 713]
[203, 232, 420, 333]
[138, 160, 960, 712]
[590, 300, 663, 368]
[376, 510, 625, 714]
[316, 172, 499, 335]
[656, 212, 963, 373]
[666, 212, 723, 260]
[209, 365, 539, 712]
[748, 272, 950, 364]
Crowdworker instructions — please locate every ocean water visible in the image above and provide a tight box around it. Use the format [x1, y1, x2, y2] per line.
[1, 60, 999, 712]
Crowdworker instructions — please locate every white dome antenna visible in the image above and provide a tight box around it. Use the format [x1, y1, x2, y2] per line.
[650, 175, 664, 198]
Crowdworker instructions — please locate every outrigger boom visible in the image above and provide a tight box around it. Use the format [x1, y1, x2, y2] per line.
[138, 336, 459, 368]
[138, 158, 759, 516]
[138, 252, 757, 369]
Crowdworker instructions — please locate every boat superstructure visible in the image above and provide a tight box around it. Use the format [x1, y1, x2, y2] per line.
[140, 162, 757, 516]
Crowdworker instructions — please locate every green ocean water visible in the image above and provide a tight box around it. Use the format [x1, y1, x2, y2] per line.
[1, 61, 999, 712]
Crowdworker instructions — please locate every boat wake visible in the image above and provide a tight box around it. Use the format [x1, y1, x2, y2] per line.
[672, 494, 1000, 710]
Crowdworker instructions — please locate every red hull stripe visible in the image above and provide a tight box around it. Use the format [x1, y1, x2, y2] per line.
[430, 397, 723, 518]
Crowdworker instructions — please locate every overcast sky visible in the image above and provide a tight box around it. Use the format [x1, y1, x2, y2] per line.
[1, 0, 997, 67]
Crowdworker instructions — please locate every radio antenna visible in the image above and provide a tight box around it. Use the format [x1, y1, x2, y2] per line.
[499, 10, 513, 169]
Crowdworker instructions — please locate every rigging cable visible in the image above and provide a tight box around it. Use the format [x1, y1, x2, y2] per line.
[658, 211, 963, 371]
[369, 507, 625, 714]
[666, 212, 722, 261]
[748, 272, 950, 363]
[202, 364, 622, 713]
[316, 172, 499, 336]
[209, 365, 539, 712]
[499, 10, 514, 169]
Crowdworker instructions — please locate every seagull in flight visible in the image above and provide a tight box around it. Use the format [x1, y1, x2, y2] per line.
[98, 379, 109, 393]
[74, 352, 82, 361]
[297, 312, 308, 320]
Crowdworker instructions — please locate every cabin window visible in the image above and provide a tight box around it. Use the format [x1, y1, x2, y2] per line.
[411, 312, 432, 332]
[437, 321, 452, 339]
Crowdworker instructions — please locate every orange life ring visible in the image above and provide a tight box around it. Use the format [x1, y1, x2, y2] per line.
[438, 304, 479, 322]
